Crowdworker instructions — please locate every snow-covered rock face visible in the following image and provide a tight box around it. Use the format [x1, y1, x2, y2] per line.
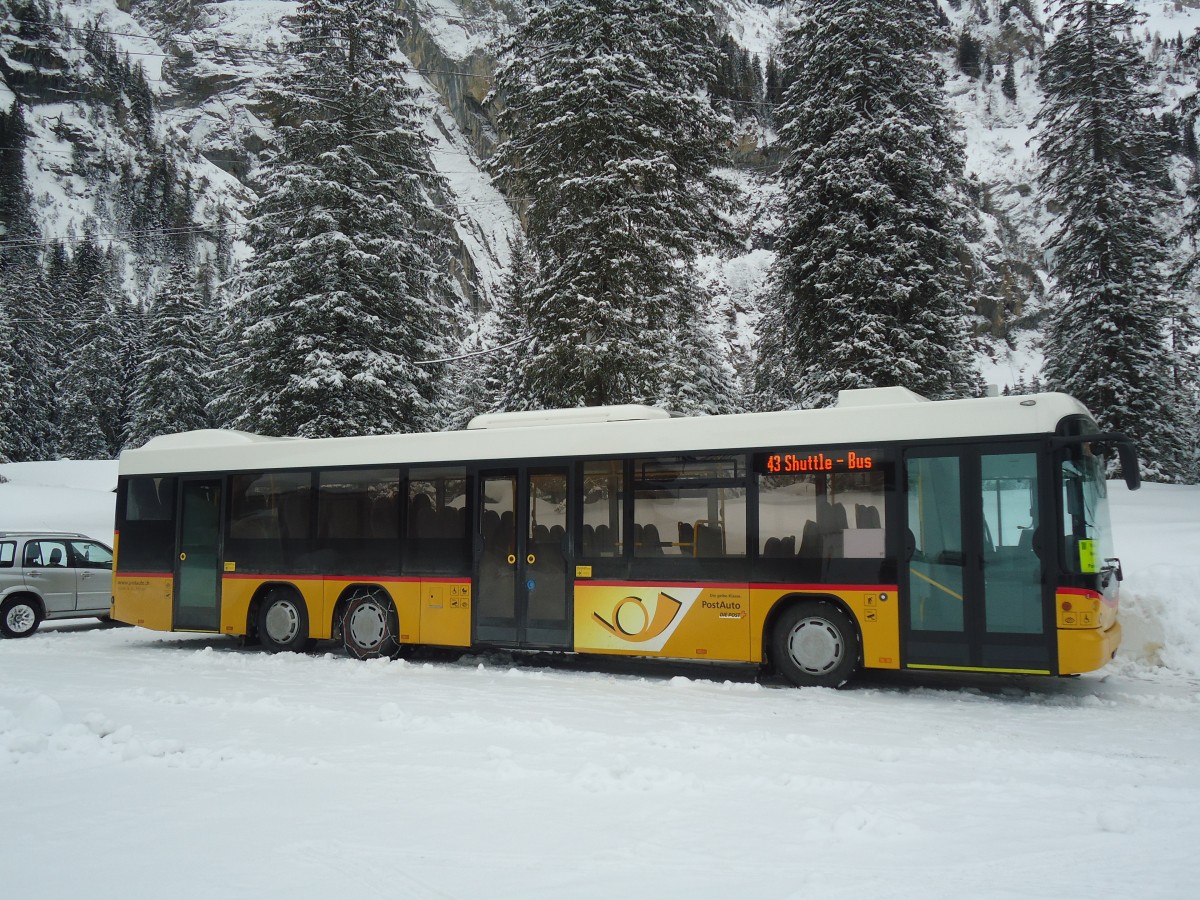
[4, 0, 1199, 390]
[1, 0, 515, 308]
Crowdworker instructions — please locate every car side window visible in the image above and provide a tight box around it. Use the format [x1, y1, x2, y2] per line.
[23, 541, 70, 568]
[0, 542, 14, 567]
[70, 541, 113, 570]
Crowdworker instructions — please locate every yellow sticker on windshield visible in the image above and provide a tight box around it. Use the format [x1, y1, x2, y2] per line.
[1078, 539, 1098, 573]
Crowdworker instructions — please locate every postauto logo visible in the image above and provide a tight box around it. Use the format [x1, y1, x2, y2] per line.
[592, 592, 683, 643]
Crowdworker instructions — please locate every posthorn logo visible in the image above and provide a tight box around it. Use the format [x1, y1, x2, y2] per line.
[592, 592, 683, 643]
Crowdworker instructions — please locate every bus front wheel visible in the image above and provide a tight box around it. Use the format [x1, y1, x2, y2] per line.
[771, 601, 859, 688]
[257, 588, 313, 653]
[340, 588, 400, 660]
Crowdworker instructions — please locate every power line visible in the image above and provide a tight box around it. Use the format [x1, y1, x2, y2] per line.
[413, 333, 531, 366]
[13, 21, 781, 106]
[15, 21, 496, 79]
[0, 142, 499, 174]
[0, 194, 528, 250]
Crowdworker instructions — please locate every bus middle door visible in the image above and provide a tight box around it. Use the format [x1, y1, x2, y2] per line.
[475, 467, 572, 649]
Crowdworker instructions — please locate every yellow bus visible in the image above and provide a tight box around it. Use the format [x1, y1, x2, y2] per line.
[110, 386, 1138, 687]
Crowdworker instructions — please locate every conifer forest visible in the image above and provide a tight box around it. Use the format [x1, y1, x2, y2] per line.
[0, 0, 1197, 482]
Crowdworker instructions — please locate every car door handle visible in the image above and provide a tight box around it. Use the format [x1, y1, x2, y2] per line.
[26, 570, 41, 576]
[81, 572, 93, 579]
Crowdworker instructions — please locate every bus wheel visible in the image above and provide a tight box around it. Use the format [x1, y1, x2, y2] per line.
[1, 595, 43, 638]
[771, 601, 859, 688]
[257, 588, 311, 653]
[341, 588, 400, 660]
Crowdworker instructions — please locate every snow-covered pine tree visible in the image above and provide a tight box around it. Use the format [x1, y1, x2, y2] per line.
[116, 290, 147, 448]
[218, 0, 457, 438]
[128, 252, 213, 446]
[490, 0, 738, 410]
[759, 0, 978, 409]
[659, 280, 739, 415]
[1161, 290, 1200, 482]
[0, 101, 57, 461]
[0, 293, 14, 464]
[1035, 0, 1192, 483]
[1002, 52, 1018, 101]
[481, 235, 537, 413]
[58, 249, 126, 459]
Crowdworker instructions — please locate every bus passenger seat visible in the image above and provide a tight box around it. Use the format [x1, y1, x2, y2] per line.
[798, 521, 820, 558]
[1018, 526, 1034, 553]
[595, 524, 611, 553]
[409, 494, 433, 536]
[696, 524, 723, 557]
[677, 521, 694, 552]
[371, 496, 399, 538]
[833, 503, 849, 530]
[642, 523, 664, 555]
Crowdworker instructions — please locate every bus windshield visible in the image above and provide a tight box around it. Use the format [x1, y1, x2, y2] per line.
[1060, 444, 1114, 575]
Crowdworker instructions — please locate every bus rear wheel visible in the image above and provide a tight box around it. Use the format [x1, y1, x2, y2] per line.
[771, 601, 859, 688]
[257, 588, 312, 653]
[340, 588, 400, 660]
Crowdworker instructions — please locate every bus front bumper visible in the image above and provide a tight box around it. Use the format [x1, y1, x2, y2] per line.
[1058, 620, 1122, 675]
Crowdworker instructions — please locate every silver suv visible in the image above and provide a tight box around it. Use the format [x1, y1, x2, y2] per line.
[0, 532, 114, 638]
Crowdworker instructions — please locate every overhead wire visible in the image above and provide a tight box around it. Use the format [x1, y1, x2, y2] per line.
[11, 20, 498, 79]
[0, 192, 533, 250]
[11, 20, 782, 106]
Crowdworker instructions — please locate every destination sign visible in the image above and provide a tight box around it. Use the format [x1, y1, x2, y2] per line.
[762, 450, 876, 474]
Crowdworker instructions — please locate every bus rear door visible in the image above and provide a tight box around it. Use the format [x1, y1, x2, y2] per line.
[173, 478, 223, 632]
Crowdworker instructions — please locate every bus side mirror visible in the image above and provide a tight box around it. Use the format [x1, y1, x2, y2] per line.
[1114, 441, 1140, 491]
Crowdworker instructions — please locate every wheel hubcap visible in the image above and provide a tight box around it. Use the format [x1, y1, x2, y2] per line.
[6, 604, 35, 634]
[264, 600, 300, 644]
[348, 602, 386, 650]
[787, 616, 843, 674]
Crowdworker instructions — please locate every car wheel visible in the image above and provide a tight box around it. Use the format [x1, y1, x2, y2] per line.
[770, 601, 859, 688]
[257, 588, 312, 653]
[341, 588, 401, 660]
[1, 595, 44, 639]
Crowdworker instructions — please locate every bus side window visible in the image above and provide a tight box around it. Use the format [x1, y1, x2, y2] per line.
[757, 469, 886, 560]
[117, 476, 178, 573]
[405, 467, 470, 575]
[581, 461, 623, 558]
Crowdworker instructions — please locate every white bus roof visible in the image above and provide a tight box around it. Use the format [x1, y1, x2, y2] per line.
[118, 389, 1093, 477]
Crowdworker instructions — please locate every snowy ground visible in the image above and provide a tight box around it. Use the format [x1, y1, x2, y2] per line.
[1, 462, 1198, 898]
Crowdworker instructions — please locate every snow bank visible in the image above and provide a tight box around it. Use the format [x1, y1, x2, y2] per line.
[0, 461, 118, 544]
[1109, 482, 1200, 678]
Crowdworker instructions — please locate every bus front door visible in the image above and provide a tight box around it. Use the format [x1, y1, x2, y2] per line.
[902, 446, 1053, 675]
[475, 467, 572, 649]
[173, 478, 223, 632]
